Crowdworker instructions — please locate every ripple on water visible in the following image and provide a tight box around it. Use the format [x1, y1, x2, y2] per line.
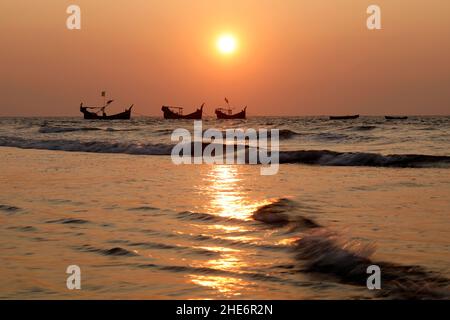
[137, 263, 309, 287]
[0, 204, 23, 214]
[127, 206, 159, 211]
[7, 226, 37, 232]
[46, 218, 90, 224]
[128, 241, 219, 257]
[176, 211, 247, 224]
[75, 245, 138, 257]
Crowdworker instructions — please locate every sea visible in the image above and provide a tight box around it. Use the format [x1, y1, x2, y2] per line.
[0, 116, 449, 299]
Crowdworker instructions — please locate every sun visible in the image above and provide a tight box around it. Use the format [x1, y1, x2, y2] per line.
[217, 34, 237, 55]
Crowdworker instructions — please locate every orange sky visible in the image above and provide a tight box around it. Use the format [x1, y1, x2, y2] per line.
[0, 0, 449, 116]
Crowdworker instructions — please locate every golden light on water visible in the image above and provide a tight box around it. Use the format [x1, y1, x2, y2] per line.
[189, 275, 249, 297]
[189, 245, 252, 298]
[206, 165, 268, 221]
[189, 165, 270, 297]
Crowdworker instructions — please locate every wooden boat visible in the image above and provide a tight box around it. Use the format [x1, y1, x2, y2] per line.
[80, 91, 133, 120]
[329, 115, 360, 120]
[80, 103, 133, 120]
[215, 107, 247, 119]
[161, 103, 204, 119]
[385, 116, 408, 120]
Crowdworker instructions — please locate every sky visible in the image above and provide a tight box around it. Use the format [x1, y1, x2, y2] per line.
[0, 0, 449, 116]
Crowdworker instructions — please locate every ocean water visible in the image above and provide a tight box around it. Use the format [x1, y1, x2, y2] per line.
[0, 116, 449, 299]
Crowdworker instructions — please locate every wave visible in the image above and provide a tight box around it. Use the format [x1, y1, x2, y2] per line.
[310, 132, 349, 141]
[0, 204, 22, 213]
[39, 126, 138, 134]
[252, 198, 320, 229]
[153, 128, 175, 135]
[278, 129, 300, 139]
[279, 150, 450, 168]
[1, 136, 449, 168]
[299, 131, 376, 143]
[348, 125, 378, 131]
[0, 136, 174, 155]
[127, 206, 159, 211]
[252, 199, 450, 299]
[137, 262, 306, 286]
[203, 129, 299, 140]
[294, 229, 449, 299]
[7, 225, 37, 232]
[38, 126, 102, 134]
[128, 241, 219, 257]
[176, 210, 247, 224]
[105, 127, 140, 132]
[75, 245, 138, 257]
[46, 218, 90, 224]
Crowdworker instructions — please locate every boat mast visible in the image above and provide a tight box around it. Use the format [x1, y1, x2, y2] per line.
[101, 91, 106, 107]
[225, 97, 232, 115]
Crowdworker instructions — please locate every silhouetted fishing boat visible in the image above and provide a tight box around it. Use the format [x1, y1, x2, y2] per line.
[161, 103, 204, 119]
[215, 97, 246, 119]
[385, 116, 408, 120]
[329, 115, 360, 120]
[80, 92, 133, 120]
[80, 104, 133, 120]
[215, 107, 247, 119]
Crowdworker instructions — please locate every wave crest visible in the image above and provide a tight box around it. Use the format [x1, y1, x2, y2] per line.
[1, 136, 449, 168]
[0, 136, 173, 155]
[38, 126, 102, 134]
[280, 150, 450, 168]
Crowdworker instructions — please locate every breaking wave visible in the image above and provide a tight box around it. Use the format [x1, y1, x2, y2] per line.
[278, 129, 300, 139]
[294, 229, 449, 299]
[252, 198, 320, 228]
[1, 136, 449, 168]
[279, 150, 450, 168]
[0, 136, 173, 155]
[251, 198, 450, 299]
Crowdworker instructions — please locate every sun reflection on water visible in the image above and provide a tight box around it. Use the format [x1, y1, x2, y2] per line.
[189, 275, 250, 297]
[204, 165, 268, 221]
[189, 165, 269, 297]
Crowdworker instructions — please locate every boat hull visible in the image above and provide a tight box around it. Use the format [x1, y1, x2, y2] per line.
[161, 106, 203, 119]
[385, 116, 408, 120]
[329, 115, 360, 120]
[81, 106, 133, 120]
[215, 108, 246, 119]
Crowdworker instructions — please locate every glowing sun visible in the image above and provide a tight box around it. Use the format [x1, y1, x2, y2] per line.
[217, 34, 237, 55]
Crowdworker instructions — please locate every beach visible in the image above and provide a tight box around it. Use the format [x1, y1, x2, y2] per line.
[1, 121, 449, 299]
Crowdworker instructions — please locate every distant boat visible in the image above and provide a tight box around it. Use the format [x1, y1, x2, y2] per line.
[215, 106, 247, 119]
[329, 115, 360, 120]
[385, 116, 408, 120]
[161, 103, 204, 119]
[215, 97, 246, 119]
[80, 92, 133, 120]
